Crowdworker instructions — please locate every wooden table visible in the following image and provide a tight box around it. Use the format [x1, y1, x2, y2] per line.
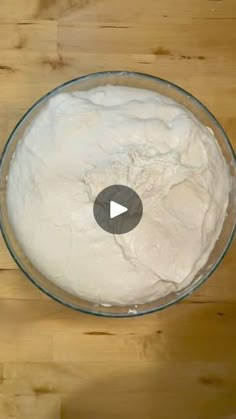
[0, 1, 235, 418]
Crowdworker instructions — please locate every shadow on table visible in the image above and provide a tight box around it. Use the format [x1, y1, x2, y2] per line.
[57, 365, 236, 419]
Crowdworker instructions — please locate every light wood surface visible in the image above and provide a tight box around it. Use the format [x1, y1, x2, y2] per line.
[0, 1, 236, 418]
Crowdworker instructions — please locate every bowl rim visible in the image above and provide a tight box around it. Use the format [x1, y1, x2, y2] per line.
[0, 70, 235, 317]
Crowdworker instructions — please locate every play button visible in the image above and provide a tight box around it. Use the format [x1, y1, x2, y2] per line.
[110, 201, 128, 219]
[93, 185, 143, 234]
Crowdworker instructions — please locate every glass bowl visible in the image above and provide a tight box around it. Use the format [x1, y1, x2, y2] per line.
[0, 71, 235, 317]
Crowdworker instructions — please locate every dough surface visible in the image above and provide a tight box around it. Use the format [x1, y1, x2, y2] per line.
[6, 86, 230, 305]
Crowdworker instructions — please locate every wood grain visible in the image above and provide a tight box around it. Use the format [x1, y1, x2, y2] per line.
[0, 0, 235, 418]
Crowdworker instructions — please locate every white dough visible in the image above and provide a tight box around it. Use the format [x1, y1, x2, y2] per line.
[6, 85, 230, 305]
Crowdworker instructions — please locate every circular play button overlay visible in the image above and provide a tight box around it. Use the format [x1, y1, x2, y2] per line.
[93, 185, 143, 234]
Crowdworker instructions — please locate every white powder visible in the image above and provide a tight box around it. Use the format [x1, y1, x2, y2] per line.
[6, 86, 230, 305]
